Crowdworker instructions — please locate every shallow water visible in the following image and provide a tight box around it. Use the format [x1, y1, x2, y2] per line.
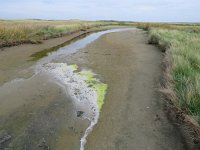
[0, 28, 134, 150]
[37, 28, 134, 66]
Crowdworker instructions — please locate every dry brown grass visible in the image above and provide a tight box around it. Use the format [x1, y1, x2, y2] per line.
[0, 19, 115, 47]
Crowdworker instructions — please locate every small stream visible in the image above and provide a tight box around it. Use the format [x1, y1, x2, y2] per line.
[37, 28, 133, 66]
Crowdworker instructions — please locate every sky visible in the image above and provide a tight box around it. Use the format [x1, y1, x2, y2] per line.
[0, 0, 199, 22]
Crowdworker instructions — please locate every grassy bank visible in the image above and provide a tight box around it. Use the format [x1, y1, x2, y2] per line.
[0, 19, 125, 48]
[140, 24, 200, 123]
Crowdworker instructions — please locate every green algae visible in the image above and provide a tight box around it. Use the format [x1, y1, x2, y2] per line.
[93, 83, 108, 110]
[78, 69, 108, 110]
[69, 64, 78, 71]
[79, 70, 97, 81]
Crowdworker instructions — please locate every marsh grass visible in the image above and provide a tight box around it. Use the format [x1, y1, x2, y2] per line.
[147, 26, 200, 122]
[136, 22, 200, 31]
[0, 20, 116, 47]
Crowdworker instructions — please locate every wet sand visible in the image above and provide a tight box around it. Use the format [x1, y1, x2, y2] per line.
[64, 29, 188, 149]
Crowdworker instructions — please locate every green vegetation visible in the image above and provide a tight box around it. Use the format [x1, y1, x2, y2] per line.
[63, 65, 108, 110]
[94, 83, 108, 110]
[79, 70, 108, 110]
[140, 23, 200, 122]
[136, 22, 200, 31]
[79, 70, 96, 81]
[69, 64, 78, 71]
[4, 19, 200, 121]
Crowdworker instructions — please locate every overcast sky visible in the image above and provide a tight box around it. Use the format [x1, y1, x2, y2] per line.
[0, 0, 199, 22]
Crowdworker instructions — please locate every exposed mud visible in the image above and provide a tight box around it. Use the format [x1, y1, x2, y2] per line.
[0, 28, 190, 150]
[0, 28, 130, 150]
[63, 29, 188, 150]
[0, 26, 119, 86]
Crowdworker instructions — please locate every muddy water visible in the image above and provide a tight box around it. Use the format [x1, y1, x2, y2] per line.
[0, 28, 133, 150]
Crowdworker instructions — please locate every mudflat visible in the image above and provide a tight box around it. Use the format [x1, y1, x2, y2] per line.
[0, 28, 188, 150]
[64, 29, 188, 150]
[0, 28, 130, 150]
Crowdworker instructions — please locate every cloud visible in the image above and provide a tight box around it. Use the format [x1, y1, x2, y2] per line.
[0, 0, 199, 22]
